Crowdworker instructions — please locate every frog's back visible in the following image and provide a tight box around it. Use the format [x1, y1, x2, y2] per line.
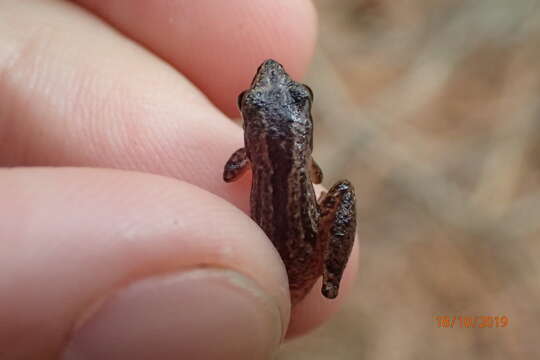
[248, 138, 323, 299]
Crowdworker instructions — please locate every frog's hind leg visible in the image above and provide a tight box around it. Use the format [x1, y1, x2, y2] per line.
[223, 148, 250, 182]
[318, 180, 356, 299]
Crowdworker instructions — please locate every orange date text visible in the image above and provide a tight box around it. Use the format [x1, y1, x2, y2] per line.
[435, 315, 509, 328]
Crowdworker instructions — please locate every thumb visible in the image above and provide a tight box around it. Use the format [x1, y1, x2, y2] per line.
[0, 168, 288, 360]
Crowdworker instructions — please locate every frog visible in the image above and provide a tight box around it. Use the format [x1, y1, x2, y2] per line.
[223, 59, 356, 305]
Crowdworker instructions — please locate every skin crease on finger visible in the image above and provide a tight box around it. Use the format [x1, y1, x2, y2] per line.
[0, 0, 358, 342]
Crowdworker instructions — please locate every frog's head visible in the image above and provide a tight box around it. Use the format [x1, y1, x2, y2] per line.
[248, 59, 296, 92]
[237, 59, 313, 130]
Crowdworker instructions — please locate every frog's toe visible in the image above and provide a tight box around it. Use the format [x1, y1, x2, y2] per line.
[322, 281, 339, 299]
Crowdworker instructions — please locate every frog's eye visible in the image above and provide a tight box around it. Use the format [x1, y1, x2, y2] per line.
[304, 85, 314, 101]
[290, 85, 313, 104]
[237, 90, 247, 109]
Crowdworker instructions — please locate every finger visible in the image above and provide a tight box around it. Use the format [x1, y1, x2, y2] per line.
[0, 167, 288, 359]
[0, 0, 245, 206]
[72, 0, 318, 116]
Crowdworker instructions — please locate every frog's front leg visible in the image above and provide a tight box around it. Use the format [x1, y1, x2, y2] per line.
[318, 180, 356, 299]
[223, 148, 250, 182]
[310, 157, 323, 184]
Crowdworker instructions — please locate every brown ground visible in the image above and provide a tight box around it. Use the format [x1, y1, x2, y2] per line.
[278, 1, 540, 359]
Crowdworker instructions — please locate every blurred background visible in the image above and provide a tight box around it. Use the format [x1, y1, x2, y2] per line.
[278, 0, 540, 359]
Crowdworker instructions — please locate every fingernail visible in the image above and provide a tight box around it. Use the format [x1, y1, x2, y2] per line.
[62, 269, 283, 360]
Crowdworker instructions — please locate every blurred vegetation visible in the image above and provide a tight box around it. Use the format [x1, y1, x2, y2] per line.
[278, 0, 540, 359]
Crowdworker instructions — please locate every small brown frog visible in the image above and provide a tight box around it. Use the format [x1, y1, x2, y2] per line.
[224, 59, 356, 305]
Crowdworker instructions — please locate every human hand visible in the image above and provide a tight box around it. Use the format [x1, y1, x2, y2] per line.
[0, 1, 359, 359]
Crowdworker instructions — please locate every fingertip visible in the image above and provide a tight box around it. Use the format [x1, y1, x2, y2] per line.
[0, 168, 290, 358]
[73, 0, 318, 116]
[63, 269, 283, 360]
